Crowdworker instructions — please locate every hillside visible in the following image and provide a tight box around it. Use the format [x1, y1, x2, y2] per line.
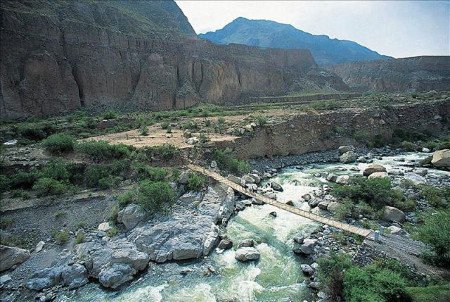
[330, 56, 450, 92]
[0, 0, 346, 119]
[200, 17, 390, 65]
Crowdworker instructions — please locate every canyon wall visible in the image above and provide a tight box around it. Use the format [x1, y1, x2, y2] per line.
[218, 100, 450, 159]
[0, 0, 345, 119]
[330, 56, 450, 92]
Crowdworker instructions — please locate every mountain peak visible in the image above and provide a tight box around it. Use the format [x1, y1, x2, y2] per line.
[200, 18, 389, 65]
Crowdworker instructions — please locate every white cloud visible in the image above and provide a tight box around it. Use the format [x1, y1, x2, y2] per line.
[176, 0, 450, 58]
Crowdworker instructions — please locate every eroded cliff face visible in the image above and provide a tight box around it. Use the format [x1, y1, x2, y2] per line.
[0, 0, 342, 119]
[218, 100, 450, 159]
[329, 56, 450, 93]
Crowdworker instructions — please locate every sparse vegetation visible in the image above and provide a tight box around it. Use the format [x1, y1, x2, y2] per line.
[186, 172, 207, 191]
[213, 148, 249, 175]
[41, 134, 75, 154]
[33, 178, 69, 197]
[415, 209, 450, 267]
[75, 141, 133, 161]
[54, 229, 69, 245]
[117, 180, 175, 214]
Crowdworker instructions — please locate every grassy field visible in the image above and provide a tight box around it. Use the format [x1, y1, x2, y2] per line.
[406, 284, 450, 302]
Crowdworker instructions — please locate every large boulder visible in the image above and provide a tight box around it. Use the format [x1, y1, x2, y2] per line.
[335, 175, 350, 184]
[117, 204, 146, 230]
[363, 164, 387, 176]
[293, 238, 318, 255]
[98, 263, 136, 289]
[368, 172, 388, 179]
[338, 145, 355, 155]
[383, 206, 405, 223]
[75, 238, 149, 288]
[27, 263, 88, 291]
[431, 149, 450, 168]
[0, 245, 30, 272]
[128, 216, 218, 263]
[270, 181, 283, 192]
[235, 247, 260, 262]
[339, 151, 357, 163]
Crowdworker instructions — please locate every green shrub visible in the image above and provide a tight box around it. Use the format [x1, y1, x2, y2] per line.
[161, 121, 170, 129]
[135, 165, 167, 181]
[416, 209, 450, 267]
[11, 189, 31, 199]
[317, 253, 353, 301]
[98, 175, 122, 189]
[103, 110, 117, 120]
[137, 180, 175, 213]
[213, 148, 249, 175]
[40, 160, 70, 181]
[332, 177, 403, 210]
[419, 185, 450, 208]
[141, 144, 179, 161]
[41, 134, 75, 154]
[33, 178, 68, 196]
[75, 232, 85, 244]
[17, 122, 55, 141]
[54, 229, 69, 245]
[76, 141, 133, 161]
[255, 115, 267, 126]
[84, 165, 109, 187]
[139, 125, 149, 136]
[9, 171, 38, 190]
[186, 172, 207, 192]
[106, 226, 118, 237]
[344, 265, 409, 302]
[117, 190, 135, 208]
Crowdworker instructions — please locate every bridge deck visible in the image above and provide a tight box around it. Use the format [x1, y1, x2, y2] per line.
[188, 164, 373, 239]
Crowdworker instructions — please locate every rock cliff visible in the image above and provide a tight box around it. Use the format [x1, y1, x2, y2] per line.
[329, 56, 450, 92]
[0, 0, 343, 119]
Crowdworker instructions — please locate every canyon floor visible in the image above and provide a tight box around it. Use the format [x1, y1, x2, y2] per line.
[1, 91, 449, 302]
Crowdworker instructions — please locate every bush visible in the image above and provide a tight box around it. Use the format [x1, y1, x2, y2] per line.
[76, 141, 133, 161]
[416, 209, 450, 267]
[137, 180, 175, 213]
[213, 148, 249, 175]
[75, 232, 85, 244]
[98, 175, 122, 189]
[344, 265, 409, 302]
[317, 253, 353, 301]
[9, 171, 38, 190]
[40, 160, 70, 181]
[103, 110, 117, 120]
[186, 172, 207, 192]
[419, 185, 450, 208]
[85, 165, 109, 187]
[41, 134, 75, 154]
[17, 122, 55, 141]
[139, 125, 149, 136]
[135, 165, 167, 181]
[54, 229, 69, 245]
[33, 178, 68, 196]
[332, 177, 403, 210]
[141, 144, 179, 161]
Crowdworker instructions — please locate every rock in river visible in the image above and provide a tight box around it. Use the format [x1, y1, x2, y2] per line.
[363, 164, 387, 176]
[339, 151, 357, 163]
[235, 247, 260, 262]
[431, 149, 450, 168]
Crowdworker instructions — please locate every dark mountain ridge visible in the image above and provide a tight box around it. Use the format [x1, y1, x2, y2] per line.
[0, 0, 346, 119]
[200, 17, 390, 65]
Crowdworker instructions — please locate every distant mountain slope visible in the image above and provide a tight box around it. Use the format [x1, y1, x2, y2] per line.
[200, 17, 390, 65]
[329, 56, 450, 92]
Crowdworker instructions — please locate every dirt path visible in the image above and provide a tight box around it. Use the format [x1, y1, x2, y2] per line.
[365, 235, 450, 279]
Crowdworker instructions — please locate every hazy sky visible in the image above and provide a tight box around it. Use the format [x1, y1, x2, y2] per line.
[176, 1, 450, 58]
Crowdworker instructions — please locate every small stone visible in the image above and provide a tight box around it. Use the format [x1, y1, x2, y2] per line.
[98, 222, 113, 232]
[217, 238, 233, 250]
[235, 247, 260, 262]
[269, 211, 277, 218]
[35, 241, 45, 252]
[301, 264, 314, 275]
[237, 239, 254, 248]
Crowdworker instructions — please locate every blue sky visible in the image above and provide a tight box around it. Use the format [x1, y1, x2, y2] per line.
[176, 1, 450, 58]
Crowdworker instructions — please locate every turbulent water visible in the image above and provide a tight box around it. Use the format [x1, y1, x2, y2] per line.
[65, 152, 448, 302]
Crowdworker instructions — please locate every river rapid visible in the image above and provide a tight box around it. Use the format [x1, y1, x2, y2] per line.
[65, 152, 449, 302]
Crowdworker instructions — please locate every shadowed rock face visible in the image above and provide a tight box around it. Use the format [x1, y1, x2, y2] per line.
[0, 0, 344, 119]
[329, 56, 450, 92]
